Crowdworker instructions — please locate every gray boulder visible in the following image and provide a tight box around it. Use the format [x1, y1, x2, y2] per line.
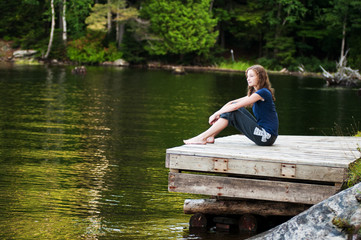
[249, 183, 361, 240]
[13, 50, 37, 58]
[113, 59, 129, 66]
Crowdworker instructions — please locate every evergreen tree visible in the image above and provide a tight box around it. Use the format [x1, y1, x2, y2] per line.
[85, 0, 139, 47]
[141, 0, 218, 56]
[258, 0, 307, 66]
[321, 0, 361, 61]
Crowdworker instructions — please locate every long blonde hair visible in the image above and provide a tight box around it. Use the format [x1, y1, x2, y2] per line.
[246, 65, 275, 101]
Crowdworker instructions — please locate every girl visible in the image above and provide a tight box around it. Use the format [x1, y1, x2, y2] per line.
[183, 65, 278, 146]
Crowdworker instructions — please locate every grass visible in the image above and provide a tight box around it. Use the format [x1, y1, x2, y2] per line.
[345, 131, 361, 188]
[14, 58, 42, 65]
[218, 60, 255, 71]
[346, 156, 361, 188]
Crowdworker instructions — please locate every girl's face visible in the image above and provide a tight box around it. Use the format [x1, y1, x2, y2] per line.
[246, 69, 259, 89]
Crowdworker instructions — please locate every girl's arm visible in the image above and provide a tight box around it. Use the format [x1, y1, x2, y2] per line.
[224, 96, 247, 106]
[209, 93, 263, 125]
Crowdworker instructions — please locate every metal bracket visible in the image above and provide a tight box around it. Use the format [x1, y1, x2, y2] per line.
[281, 163, 296, 178]
[213, 158, 229, 172]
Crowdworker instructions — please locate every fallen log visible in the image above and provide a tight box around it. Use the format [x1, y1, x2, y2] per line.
[320, 50, 361, 87]
[184, 199, 311, 216]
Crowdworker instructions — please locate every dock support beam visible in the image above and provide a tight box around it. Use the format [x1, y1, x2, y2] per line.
[184, 199, 311, 216]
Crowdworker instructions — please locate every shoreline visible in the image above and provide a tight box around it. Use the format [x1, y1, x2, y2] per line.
[0, 57, 323, 79]
[144, 63, 323, 79]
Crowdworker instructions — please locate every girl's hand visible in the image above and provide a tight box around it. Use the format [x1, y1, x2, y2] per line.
[209, 113, 220, 125]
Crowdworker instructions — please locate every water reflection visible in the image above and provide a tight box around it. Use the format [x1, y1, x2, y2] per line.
[0, 65, 360, 239]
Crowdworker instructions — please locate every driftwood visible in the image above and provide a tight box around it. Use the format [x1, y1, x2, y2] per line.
[320, 50, 361, 87]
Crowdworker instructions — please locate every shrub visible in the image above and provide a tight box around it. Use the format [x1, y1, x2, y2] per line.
[292, 56, 336, 73]
[67, 32, 122, 64]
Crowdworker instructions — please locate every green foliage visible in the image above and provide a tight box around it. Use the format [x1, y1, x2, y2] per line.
[85, 3, 109, 32]
[345, 131, 361, 189]
[121, 25, 148, 64]
[67, 32, 123, 64]
[257, 57, 282, 71]
[0, 0, 46, 48]
[264, 36, 296, 66]
[291, 56, 335, 72]
[44, 30, 67, 60]
[67, 0, 94, 39]
[141, 0, 218, 56]
[2, 0, 361, 67]
[260, 0, 307, 28]
[346, 157, 361, 188]
[218, 60, 254, 71]
[332, 217, 356, 233]
[85, 0, 139, 31]
[348, 31, 361, 68]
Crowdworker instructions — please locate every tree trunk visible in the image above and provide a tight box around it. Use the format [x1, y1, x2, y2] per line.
[117, 22, 125, 48]
[209, 0, 214, 12]
[62, 0, 67, 43]
[340, 14, 347, 61]
[258, 32, 263, 58]
[107, 0, 112, 33]
[44, 0, 55, 59]
[116, 5, 119, 43]
[273, 3, 282, 57]
[59, 1, 63, 29]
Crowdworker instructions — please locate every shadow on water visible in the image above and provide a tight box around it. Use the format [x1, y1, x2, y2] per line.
[0, 64, 360, 239]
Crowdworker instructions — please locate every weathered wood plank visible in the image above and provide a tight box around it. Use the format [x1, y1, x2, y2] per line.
[166, 135, 360, 168]
[169, 172, 339, 205]
[168, 154, 346, 182]
[184, 199, 310, 216]
[167, 146, 358, 168]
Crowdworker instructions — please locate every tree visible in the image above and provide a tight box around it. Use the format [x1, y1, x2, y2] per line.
[322, 0, 361, 61]
[66, 0, 93, 39]
[62, 0, 67, 43]
[257, 0, 307, 66]
[141, 0, 218, 56]
[44, 0, 55, 59]
[220, 1, 267, 57]
[85, 0, 139, 47]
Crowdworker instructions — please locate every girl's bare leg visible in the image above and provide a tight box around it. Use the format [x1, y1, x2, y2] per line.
[183, 118, 228, 145]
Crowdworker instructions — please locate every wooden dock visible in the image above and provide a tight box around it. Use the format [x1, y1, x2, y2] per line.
[166, 135, 361, 211]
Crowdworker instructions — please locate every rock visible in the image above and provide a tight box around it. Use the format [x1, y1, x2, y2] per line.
[355, 193, 361, 202]
[113, 59, 129, 66]
[298, 64, 305, 73]
[280, 68, 288, 73]
[249, 183, 361, 240]
[102, 61, 113, 66]
[13, 50, 37, 58]
[147, 62, 162, 68]
[172, 66, 186, 75]
[350, 208, 361, 227]
[72, 66, 86, 75]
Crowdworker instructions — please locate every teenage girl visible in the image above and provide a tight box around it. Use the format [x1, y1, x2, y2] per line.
[183, 65, 278, 146]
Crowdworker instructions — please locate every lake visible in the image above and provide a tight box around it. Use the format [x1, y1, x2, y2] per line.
[0, 64, 360, 239]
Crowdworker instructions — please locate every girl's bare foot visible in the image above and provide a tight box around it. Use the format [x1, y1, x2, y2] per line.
[206, 137, 215, 144]
[183, 137, 207, 145]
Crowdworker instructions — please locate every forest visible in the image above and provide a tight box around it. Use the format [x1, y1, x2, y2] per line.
[1, 0, 361, 72]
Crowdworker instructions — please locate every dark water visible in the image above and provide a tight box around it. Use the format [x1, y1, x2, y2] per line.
[0, 64, 360, 239]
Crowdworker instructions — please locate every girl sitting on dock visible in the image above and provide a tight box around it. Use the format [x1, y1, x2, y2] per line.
[184, 65, 278, 146]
